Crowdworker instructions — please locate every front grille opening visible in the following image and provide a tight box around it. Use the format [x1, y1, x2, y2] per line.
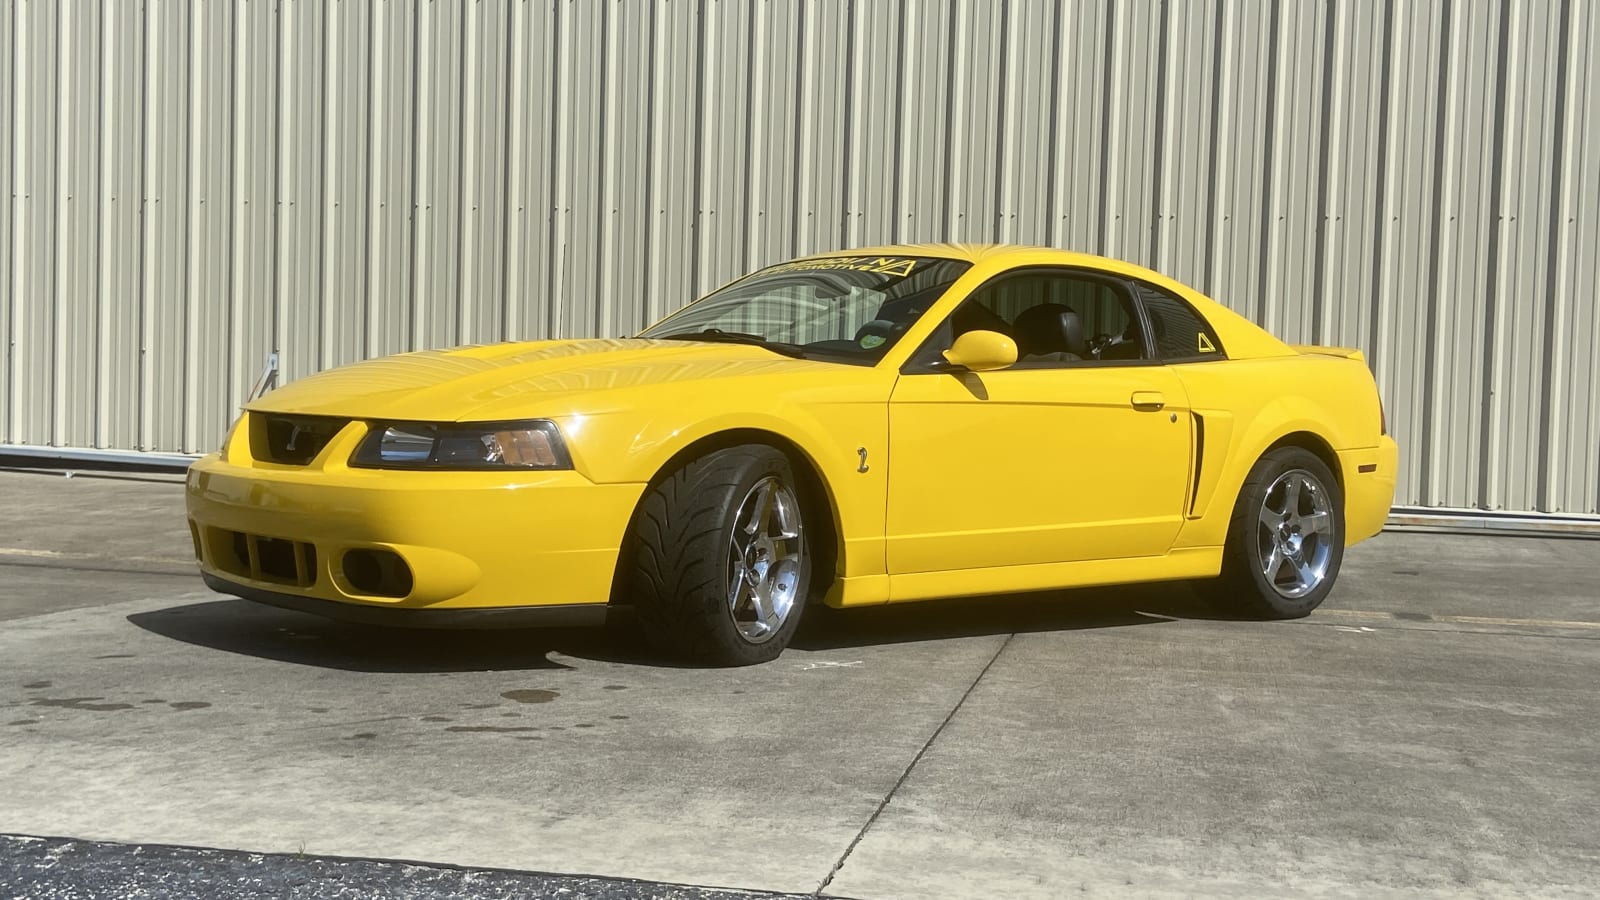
[251, 413, 348, 465]
[229, 531, 250, 573]
[342, 549, 414, 599]
[216, 529, 318, 588]
[256, 537, 299, 581]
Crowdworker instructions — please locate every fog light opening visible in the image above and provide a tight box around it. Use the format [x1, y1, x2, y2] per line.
[342, 549, 414, 599]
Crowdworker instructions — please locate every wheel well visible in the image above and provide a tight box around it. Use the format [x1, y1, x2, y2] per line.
[1266, 431, 1343, 492]
[614, 429, 843, 603]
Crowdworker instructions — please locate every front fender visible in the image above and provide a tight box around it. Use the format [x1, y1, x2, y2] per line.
[550, 375, 896, 581]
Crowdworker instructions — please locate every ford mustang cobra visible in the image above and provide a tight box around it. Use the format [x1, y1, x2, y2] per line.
[186, 244, 1398, 665]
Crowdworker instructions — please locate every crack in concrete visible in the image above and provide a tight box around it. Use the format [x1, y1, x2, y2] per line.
[811, 633, 1016, 897]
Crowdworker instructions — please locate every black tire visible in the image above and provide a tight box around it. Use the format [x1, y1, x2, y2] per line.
[1203, 446, 1345, 619]
[618, 444, 810, 666]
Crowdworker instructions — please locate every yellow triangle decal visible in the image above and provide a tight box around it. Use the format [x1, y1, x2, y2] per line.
[1198, 332, 1216, 353]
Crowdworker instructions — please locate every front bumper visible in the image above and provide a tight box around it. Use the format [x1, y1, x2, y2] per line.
[203, 573, 618, 628]
[185, 451, 645, 615]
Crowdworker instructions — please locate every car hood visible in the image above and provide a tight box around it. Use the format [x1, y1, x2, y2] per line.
[245, 339, 848, 421]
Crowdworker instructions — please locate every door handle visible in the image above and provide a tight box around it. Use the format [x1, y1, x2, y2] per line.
[1130, 391, 1166, 411]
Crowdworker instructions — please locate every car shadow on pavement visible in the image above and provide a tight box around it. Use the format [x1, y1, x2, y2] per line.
[128, 582, 1233, 672]
[790, 581, 1224, 651]
[126, 600, 585, 673]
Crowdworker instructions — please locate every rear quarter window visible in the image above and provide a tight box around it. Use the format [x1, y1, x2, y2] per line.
[1134, 283, 1226, 362]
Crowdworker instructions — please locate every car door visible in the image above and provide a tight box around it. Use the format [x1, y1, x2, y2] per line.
[885, 268, 1195, 577]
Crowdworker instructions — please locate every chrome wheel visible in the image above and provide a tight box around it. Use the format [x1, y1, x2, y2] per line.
[727, 476, 804, 644]
[1256, 469, 1335, 599]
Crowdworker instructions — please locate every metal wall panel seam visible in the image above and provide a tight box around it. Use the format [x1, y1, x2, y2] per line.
[744, 0, 776, 269]
[1311, 0, 1346, 347]
[684, 0, 709, 297]
[500, 0, 527, 340]
[1575, 0, 1600, 513]
[319, 0, 344, 371]
[455, 0, 477, 345]
[185, 0, 208, 451]
[1419, 0, 1460, 506]
[267, 0, 283, 394]
[11, 0, 59, 445]
[1448, 3, 1498, 508]
[166, 0, 194, 454]
[1147, 0, 1174, 270]
[450, 0, 471, 348]
[53, 0, 93, 448]
[743, 1, 766, 268]
[502, 0, 528, 339]
[409, 0, 432, 349]
[635, 0, 664, 329]
[644, 0, 691, 325]
[1366, 0, 1400, 500]
[1254, 0, 1284, 336]
[839, 0, 861, 250]
[544, 0, 569, 338]
[134, 0, 154, 451]
[1202, 0, 1234, 295]
[1040, 0, 1069, 249]
[943, 0, 969, 239]
[1514, 6, 1562, 512]
[992, 0, 1015, 245]
[402, 0, 423, 351]
[1094, 0, 1119, 255]
[574, 0, 605, 329]
[1535, 0, 1577, 512]
[891, 1, 912, 246]
[188, 0, 237, 452]
[228, 0, 276, 438]
[1479, 0, 1518, 511]
[0, 0, 12, 444]
[360, 0, 377, 362]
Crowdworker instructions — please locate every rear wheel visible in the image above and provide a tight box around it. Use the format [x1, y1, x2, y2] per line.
[1205, 447, 1344, 619]
[619, 445, 810, 665]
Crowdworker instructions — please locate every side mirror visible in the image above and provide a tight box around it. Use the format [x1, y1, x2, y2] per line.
[942, 330, 1017, 372]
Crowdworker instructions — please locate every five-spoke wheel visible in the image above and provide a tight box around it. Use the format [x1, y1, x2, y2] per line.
[1206, 446, 1345, 618]
[727, 476, 805, 643]
[1256, 469, 1335, 599]
[619, 444, 813, 665]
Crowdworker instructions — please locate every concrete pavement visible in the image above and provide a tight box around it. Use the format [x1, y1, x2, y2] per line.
[1, 468, 1597, 897]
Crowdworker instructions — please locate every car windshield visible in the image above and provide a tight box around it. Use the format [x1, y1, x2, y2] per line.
[638, 256, 973, 364]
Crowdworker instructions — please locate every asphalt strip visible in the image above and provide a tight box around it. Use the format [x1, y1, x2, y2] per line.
[0, 834, 841, 900]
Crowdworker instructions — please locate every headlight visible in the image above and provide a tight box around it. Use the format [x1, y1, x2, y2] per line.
[351, 420, 572, 470]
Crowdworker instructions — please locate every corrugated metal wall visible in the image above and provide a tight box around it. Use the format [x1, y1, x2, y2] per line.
[2, 0, 1597, 515]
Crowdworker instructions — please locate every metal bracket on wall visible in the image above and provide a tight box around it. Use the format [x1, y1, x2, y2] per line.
[247, 352, 280, 402]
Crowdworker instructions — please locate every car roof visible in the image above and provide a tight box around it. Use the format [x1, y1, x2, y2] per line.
[802, 241, 1092, 262]
[794, 242, 1295, 361]
[797, 242, 1169, 277]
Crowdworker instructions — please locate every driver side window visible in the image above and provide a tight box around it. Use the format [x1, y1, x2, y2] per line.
[936, 271, 1148, 367]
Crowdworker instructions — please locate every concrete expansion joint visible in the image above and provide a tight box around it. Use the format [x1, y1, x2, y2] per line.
[810, 633, 1017, 898]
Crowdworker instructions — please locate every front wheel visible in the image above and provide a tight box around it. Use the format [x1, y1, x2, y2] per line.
[619, 445, 810, 666]
[1204, 447, 1344, 619]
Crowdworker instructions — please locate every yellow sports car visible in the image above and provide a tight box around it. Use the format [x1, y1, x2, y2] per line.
[186, 244, 1397, 665]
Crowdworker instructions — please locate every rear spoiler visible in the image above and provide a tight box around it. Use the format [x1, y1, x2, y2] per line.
[1290, 344, 1366, 362]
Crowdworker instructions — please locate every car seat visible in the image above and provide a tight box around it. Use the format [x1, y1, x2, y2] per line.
[1013, 303, 1085, 362]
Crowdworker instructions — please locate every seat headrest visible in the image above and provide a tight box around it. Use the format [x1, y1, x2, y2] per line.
[1014, 303, 1085, 358]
